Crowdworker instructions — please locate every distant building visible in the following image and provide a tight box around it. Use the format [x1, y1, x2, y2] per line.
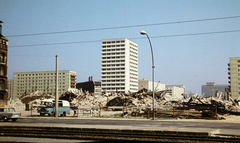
[101, 38, 138, 93]
[0, 21, 8, 105]
[166, 85, 185, 99]
[201, 82, 228, 98]
[8, 70, 76, 98]
[138, 78, 165, 92]
[7, 80, 14, 99]
[76, 76, 101, 94]
[228, 57, 240, 99]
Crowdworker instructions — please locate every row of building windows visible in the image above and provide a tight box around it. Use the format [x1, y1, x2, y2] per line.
[102, 68, 125, 71]
[102, 40, 125, 44]
[16, 82, 65, 86]
[17, 85, 65, 89]
[16, 89, 65, 96]
[102, 79, 125, 82]
[130, 72, 138, 77]
[130, 50, 137, 56]
[130, 57, 138, 63]
[102, 56, 125, 60]
[17, 72, 65, 77]
[130, 68, 138, 72]
[17, 76, 65, 80]
[130, 76, 138, 80]
[130, 64, 138, 69]
[102, 75, 125, 78]
[130, 54, 138, 59]
[102, 44, 125, 48]
[102, 60, 125, 63]
[102, 52, 125, 56]
[17, 80, 65, 83]
[130, 61, 138, 66]
[102, 83, 125, 86]
[102, 87, 125, 90]
[102, 48, 125, 52]
[130, 80, 138, 84]
[102, 64, 125, 67]
[102, 72, 125, 75]
[130, 43, 138, 48]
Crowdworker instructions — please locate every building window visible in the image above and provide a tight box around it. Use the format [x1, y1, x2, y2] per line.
[0, 54, 5, 63]
[2, 42, 6, 50]
[0, 67, 4, 75]
[0, 80, 4, 90]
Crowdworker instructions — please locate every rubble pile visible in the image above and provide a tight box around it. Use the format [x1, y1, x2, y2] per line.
[7, 98, 25, 111]
[7, 91, 54, 111]
[6, 88, 240, 119]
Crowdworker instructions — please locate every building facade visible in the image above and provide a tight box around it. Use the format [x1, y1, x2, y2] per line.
[201, 82, 229, 98]
[0, 21, 8, 105]
[228, 57, 240, 99]
[138, 78, 165, 92]
[166, 85, 185, 99]
[9, 70, 76, 98]
[101, 38, 138, 93]
[7, 80, 13, 99]
[76, 77, 101, 94]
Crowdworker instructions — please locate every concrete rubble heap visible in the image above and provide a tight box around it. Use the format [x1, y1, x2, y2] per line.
[7, 89, 240, 119]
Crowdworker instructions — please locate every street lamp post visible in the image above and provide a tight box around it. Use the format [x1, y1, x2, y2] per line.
[140, 30, 155, 120]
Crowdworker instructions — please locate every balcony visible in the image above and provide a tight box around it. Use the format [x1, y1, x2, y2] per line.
[228, 68, 230, 71]
[228, 81, 231, 84]
[228, 72, 230, 75]
[228, 76, 231, 79]
[228, 63, 230, 66]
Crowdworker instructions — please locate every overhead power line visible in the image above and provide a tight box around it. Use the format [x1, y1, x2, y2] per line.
[6, 15, 240, 38]
[131, 29, 240, 40]
[9, 29, 240, 48]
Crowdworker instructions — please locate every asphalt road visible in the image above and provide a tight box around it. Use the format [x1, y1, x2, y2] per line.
[7, 118, 240, 130]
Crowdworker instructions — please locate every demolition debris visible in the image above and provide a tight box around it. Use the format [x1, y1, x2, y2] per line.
[7, 89, 240, 120]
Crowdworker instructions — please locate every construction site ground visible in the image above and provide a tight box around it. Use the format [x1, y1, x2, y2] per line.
[18, 109, 240, 123]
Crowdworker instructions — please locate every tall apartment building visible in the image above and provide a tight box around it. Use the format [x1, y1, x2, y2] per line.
[228, 57, 240, 99]
[0, 21, 8, 105]
[8, 70, 76, 98]
[101, 38, 138, 93]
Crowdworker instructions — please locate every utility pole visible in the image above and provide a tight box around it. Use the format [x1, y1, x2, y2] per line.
[55, 55, 59, 118]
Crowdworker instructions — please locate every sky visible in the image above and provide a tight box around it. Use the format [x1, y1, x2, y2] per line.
[0, 0, 240, 94]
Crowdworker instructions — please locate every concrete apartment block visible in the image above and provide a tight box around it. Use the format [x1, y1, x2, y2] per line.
[101, 38, 138, 93]
[9, 70, 76, 98]
[228, 57, 240, 99]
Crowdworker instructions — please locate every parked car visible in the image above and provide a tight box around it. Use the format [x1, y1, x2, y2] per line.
[0, 107, 21, 122]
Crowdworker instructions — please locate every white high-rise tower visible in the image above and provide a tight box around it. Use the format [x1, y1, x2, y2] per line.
[101, 38, 138, 93]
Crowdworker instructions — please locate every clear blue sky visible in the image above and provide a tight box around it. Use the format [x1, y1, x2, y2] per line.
[1, 0, 240, 94]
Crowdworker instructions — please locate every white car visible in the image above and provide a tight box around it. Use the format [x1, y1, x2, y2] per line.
[0, 107, 21, 122]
